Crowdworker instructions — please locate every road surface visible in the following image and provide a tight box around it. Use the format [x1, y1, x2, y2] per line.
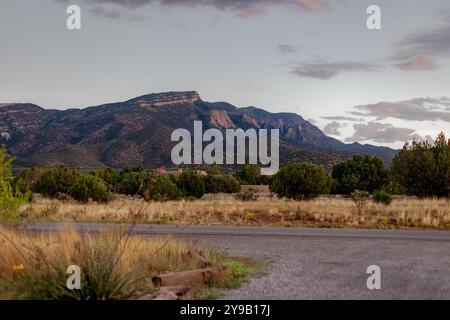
[27, 223, 450, 299]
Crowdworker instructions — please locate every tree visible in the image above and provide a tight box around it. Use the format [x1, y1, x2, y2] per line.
[391, 132, 449, 197]
[0, 146, 31, 220]
[236, 165, 260, 185]
[176, 170, 205, 199]
[69, 174, 110, 203]
[91, 168, 120, 192]
[204, 175, 241, 194]
[116, 169, 157, 196]
[33, 165, 77, 198]
[15, 167, 44, 191]
[270, 162, 331, 200]
[331, 155, 387, 194]
[150, 176, 182, 201]
[431, 133, 450, 197]
[0, 145, 13, 181]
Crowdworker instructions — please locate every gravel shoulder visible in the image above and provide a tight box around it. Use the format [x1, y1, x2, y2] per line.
[178, 235, 450, 299]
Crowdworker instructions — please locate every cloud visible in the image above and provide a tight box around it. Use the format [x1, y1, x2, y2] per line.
[322, 116, 360, 122]
[351, 97, 450, 122]
[392, 13, 450, 70]
[89, 6, 145, 21]
[277, 44, 296, 55]
[345, 122, 419, 144]
[57, 0, 332, 16]
[90, 7, 123, 19]
[395, 25, 450, 60]
[438, 9, 450, 24]
[291, 61, 380, 80]
[288, 11, 447, 77]
[393, 54, 438, 72]
[323, 121, 345, 135]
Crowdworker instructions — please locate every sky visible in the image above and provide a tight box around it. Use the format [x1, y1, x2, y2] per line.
[0, 0, 449, 148]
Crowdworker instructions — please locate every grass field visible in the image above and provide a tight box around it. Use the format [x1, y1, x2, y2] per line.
[19, 194, 450, 230]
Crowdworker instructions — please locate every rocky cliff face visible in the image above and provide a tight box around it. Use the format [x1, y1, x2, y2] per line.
[130, 91, 201, 108]
[0, 91, 397, 170]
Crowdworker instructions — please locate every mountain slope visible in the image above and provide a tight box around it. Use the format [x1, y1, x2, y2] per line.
[0, 91, 397, 171]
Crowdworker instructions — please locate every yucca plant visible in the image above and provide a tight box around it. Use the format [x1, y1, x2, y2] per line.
[8, 229, 148, 300]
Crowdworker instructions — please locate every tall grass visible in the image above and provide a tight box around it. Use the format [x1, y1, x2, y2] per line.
[0, 226, 220, 300]
[22, 195, 450, 230]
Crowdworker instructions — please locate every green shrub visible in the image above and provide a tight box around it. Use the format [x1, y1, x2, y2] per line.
[33, 166, 77, 198]
[176, 170, 205, 199]
[373, 190, 392, 205]
[91, 168, 119, 192]
[117, 170, 157, 196]
[13, 177, 32, 200]
[116, 172, 141, 195]
[270, 162, 331, 200]
[16, 167, 44, 190]
[204, 175, 241, 194]
[150, 176, 182, 201]
[69, 174, 110, 203]
[236, 165, 260, 185]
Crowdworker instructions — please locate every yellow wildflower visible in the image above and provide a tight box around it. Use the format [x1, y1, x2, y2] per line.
[244, 212, 256, 220]
[12, 264, 25, 274]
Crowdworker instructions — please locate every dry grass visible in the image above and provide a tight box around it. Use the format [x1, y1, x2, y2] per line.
[0, 225, 228, 299]
[19, 194, 450, 230]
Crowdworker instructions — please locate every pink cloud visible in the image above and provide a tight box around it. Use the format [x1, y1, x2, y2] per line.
[394, 54, 438, 72]
[63, 0, 333, 17]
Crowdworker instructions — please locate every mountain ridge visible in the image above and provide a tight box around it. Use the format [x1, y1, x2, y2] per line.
[0, 91, 398, 172]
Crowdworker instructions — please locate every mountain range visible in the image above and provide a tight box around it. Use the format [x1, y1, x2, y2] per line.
[0, 91, 397, 172]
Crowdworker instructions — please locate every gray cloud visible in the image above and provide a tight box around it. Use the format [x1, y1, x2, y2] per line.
[392, 13, 450, 70]
[57, 0, 332, 16]
[323, 121, 345, 135]
[395, 25, 450, 60]
[322, 116, 360, 122]
[291, 61, 380, 80]
[89, 6, 146, 21]
[277, 44, 296, 55]
[90, 7, 123, 19]
[345, 122, 418, 144]
[439, 10, 450, 24]
[351, 97, 450, 122]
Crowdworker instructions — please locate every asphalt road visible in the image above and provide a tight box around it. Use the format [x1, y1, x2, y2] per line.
[27, 223, 450, 299]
